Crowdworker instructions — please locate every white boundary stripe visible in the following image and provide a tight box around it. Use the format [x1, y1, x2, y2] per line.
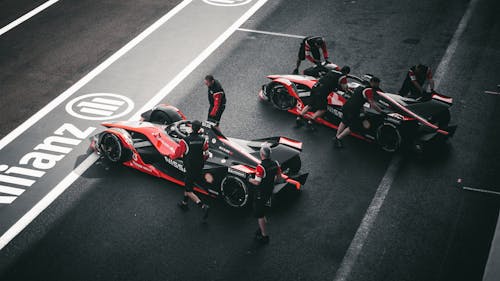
[333, 0, 479, 279]
[0, 0, 59, 37]
[462, 186, 500, 196]
[0, 0, 269, 251]
[0, 0, 193, 151]
[333, 155, 402, 281]
[433, 0, 479, 88]
[237, 28, 305, 39]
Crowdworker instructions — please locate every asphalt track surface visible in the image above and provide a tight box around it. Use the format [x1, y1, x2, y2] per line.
[0, 0, 499, 280]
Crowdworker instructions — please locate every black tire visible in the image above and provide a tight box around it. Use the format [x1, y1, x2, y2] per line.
[376, 123, 402, 152]
[100, 133, 130, 163]
[432, 109, 451, 128]
[221, 176, 249, 207]
[149, 111, 171, 125]
[269, 83, 297, 111]
[281, 155, 301, 175]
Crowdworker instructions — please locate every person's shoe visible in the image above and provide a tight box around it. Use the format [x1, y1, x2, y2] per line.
[292, 68, 299, 75]
[255, 235, 270, 244]
[254, 229, 263, 239]
[177, 201, 189, 211]
[294, 117, 305, 128]
[201, 204, 210, 220]
[333, 137, 344, 149]
[306, 121, 316, 131]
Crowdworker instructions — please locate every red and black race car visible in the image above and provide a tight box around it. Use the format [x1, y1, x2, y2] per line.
[89, 105, 308, 207]
[259, 73, 457, 152]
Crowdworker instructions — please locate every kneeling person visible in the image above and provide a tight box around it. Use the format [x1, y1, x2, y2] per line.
[334, 77, 382, 148]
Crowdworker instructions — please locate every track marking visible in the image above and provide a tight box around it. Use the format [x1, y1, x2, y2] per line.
[484, 91, 500, 95]
[333, 0, 479, 280]
[0, 0, 59, 37]
[0, 0, 193, 150]
[462, 186, 500, 196]
[0, 0, 269, 251]
[237, 28, 305, 39]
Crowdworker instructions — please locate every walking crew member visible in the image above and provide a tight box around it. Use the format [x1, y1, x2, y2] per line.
[204, 75, 226, 126]
[334, 77, 383, 148]
[172, 120, 210, 220]
[249, 145, 282, 244]
[398, 64, 435, 98]
[296, 66, 350, 130]
[293, 36, 330, 75]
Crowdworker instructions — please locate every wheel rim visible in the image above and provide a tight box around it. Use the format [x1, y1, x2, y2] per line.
[101, 134, 122, 162]
[270, 85, 296, 110]
[221, 176, 248, 207]
[377, 124, 401, 152]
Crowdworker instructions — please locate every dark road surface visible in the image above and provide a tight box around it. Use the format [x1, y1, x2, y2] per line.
[0, 0, 499, 280]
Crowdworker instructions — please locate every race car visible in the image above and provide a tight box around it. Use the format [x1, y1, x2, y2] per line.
[259, 73, 457, 152]
[89, 104, 308, 207]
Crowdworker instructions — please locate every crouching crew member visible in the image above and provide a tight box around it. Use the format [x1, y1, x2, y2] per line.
[334, 77, 383, 148]
[204, 75, 226, 126]
[249, 145, 282, 244]
[398, 64, 435, 98]
[172, 120, 210, 220]
[296, 66, 350, 130]
[293, 36, 330, 75]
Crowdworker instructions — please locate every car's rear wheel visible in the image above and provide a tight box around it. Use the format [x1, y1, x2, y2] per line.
[221, 176, 249, 207]
[377, 123, 402, 152]
[281, 155, 301, 175]
[100, 133, 130, 163]
[269, 84, 297, 111]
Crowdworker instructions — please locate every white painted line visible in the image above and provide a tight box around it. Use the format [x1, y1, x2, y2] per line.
[462, 186, 500, 196]
[131, 0, 269, 120]
[333, 155, 402, 281]
[333, 0, 479, 280]
[0, 153, 99, 249]
[0, 0, 193, 151]
[0, 0, 59, 37]
[0, 0, 269, 251]
[237, 28, 305, 39]
[484, 91, 500, 95]
[433, 0, 479, 88]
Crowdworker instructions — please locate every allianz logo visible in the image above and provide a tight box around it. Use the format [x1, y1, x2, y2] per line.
[164, 156, 186, 173]
[0, 124, 95, 204]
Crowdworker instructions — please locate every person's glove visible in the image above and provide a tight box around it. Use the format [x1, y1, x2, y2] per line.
[292, 68, 299, 75]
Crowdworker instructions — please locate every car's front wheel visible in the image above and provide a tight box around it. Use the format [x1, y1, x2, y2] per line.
[100, 133, 130, 163]
[221, 176, 249, 207]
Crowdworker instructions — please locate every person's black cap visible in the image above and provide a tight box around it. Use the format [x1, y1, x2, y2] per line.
[370, 76, 381, 83]
[341, 66, 351, 74]
[191, 120, 202, 133]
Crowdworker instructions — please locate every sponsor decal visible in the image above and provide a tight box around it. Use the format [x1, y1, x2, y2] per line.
[202, 0, 252, 7]
[218, 146, 232, 155]
[0, 124, 95, 204]
[328, 107, 343, 118]
[66, 93, 134, 120]
[228, 167, 247, 178]
[164, 156, 186, 172]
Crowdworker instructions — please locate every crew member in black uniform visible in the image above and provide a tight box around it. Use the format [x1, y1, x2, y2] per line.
[296, 66, 350, 130]
[172, 120, 210, 220]
[334, 77, 383, 148]
[249, 145, 282, 244]
[293, 36, 330, 76]
[204, 75, 226, 126]
[398, 64, 435, 98]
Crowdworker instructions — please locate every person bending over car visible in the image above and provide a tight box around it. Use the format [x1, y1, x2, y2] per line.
[334, 77, 383, 148]
[296, 66, 350, 130]
[249, 145, 282, 244]
[398, 64, 435, 99]
[204, 75, 226, 126]
[172, 120, 210, 220]
[293, 36, 330, 76]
